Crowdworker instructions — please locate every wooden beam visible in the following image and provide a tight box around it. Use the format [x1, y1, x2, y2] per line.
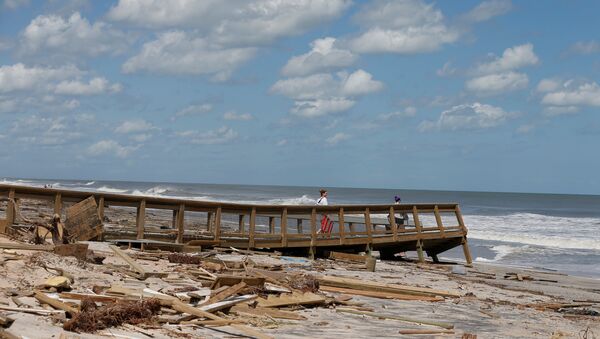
[214, 207, 221, 241]
[54, 193, 62, 215]
[249, 207, 256, 248]
[176, 204, 185, 244]
[296, 218, 303, 234]
[136, 199, 146, 240]
[6, 189, 15, 226]
[462, 236, 473, 265]
[364, 208, 372, 243]
[268, 216, 275, 234]
[34, 291, 77, 316]
[310, 208, 317, 257]
[238, 214, 245, 234]
[109, 244, 147, 279]
[97, 196, 104, 220]
[434, 205, 445, 238]
[207, 212, 213, 232]
[336, 308, 454, 329]
[338, 208, 345, 245]
[281, 208, 287, 247]
[389, 206, 398, 241]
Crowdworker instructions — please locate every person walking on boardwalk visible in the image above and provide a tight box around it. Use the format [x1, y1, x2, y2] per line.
[317, 189, 333, 233]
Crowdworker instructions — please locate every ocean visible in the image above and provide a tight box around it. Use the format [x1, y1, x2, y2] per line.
[3, 177, 600, 278]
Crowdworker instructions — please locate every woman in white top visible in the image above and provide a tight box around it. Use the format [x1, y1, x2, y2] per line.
[317, 189, 332, 233]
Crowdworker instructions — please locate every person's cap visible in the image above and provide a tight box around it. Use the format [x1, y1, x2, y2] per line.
[394, 195, 401, 202]
[319, 188, 327, 194]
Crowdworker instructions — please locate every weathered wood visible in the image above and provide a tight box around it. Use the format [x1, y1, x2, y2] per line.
[398, 329, 455, 335]
[205, 282, 247, 305]
[206, 211, 213, 232]
[97, 196, 104, 220]
[238, 214, 245, 233]
[136, 199, 146, 240]
[214, 207, 221, 241]
[176, 204, 185, 244]
[390, 206, 398, 241]
[318, 275, 460, 298]
[319, 286, 443, 302]
[0, 242, 54, 251]
[434, 205, 445, 237]
[268, 216, 275, 234]
[200, 294, 257, 313]
[329, 251, 367, 262]
[64, 196, 103, 242]
[109, 245, 147, 279]
[462, 236, 473, 265]
[364, 208, 372, 242]
[417, 239, 425, 263]
[34, 291, 78, 316]
[338, 208, 345, 244]
[6, 189, 15, 226]
[336, 308, 454, 329]
[256, 291, 326, 308]
[231, 304, 306, 320]
[281, 208, 288, 246]
[211, 275, 265, 289]
[249, 208, 256, 248]
[53, 243, 88, 260]
[54, 193, 62, 215]
[0, 305, 65, 315]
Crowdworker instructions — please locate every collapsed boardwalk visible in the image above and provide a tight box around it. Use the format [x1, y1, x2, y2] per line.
[0, 184, 473, 262]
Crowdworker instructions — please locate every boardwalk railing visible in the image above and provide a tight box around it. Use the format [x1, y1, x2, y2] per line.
[0, 184, 472, 264]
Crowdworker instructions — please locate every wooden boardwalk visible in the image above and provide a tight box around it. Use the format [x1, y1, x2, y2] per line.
[0, 184, 473, 263]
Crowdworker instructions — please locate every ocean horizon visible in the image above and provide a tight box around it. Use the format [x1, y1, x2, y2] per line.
[3, 177, 600, 279]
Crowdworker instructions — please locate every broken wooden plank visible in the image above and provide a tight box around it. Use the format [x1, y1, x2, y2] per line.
[53, 244, 89, 261]
[64, 196, 103, 242]
[34, 291, 78, 316]
[329, 251, 368, 263]
[256, 291, 326, 308]
[211, 275, 265, 289]
[336, 308, 454, 329]
[230, 304, 306, 320]
[204, 282, 246, 305]
[318, 275, 460, 298]
[0, 243, 54, 251]
[109, 245, 148, 279]
[398, 329, 455, 335]
[199, 295, 257, 313]
[319, 286, 443, 302]
[0, 305, 65, 315]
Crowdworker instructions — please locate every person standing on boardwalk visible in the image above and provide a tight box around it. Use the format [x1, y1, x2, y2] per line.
[317, 189, 333, 233]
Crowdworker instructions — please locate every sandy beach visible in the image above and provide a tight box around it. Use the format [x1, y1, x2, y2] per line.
[0, 198, 598, 338]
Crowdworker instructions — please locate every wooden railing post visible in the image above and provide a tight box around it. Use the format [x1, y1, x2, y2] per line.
[364, 208, 372, 243]
[389, 206, 398, 241]
[136, 199, 146, 240]
[6, 189, 15, 226]
[434, 205, 445, 238]
[238, 214, 245, 234]
[172, 210, 177, 228]
[98, 196, 105, 220]
[296, 219, 303, 234]
[207, 212, 213, 232]
[176, 204, 185, 244]
[455, 205, 473, 265]
[54, 193, 62, 215]
[281, 208, 288, 246]
[338, 207, 345, 245]
[214, 207, 222, 242]
[249, 208, 256, 248]
[310, 208, 317, 259]
[412, 206, 424, 263]
[269, 216, 275, 234]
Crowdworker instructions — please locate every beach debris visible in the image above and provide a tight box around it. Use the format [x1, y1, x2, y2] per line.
[336, 308, 454, 329]
[256, 291, 326, 308]
[43, 276, 71, 290]
[109, 244, 148, 279]
[53, 243, 89, 261]
[34, 291, 78, 316]
[318, 275, 460, 298]
[63, 298, 161, 333]
[398, 329, 455, 335]
[64, 196, 104, 242]
[168, 252, 203, 264]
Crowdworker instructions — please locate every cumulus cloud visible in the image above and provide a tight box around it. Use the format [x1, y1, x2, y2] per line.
[122, 31, 256, 79]
[461, 0, 512, 23]
[436, 61, 457, 77]
[3, 0, 29, 9]
[10, 114, 94, 146]
[19, 12, 131, 60]
[378, 107, 417, 121]
[173, 103, 213, 120]
[176, 126, 237, 145]
[536, 78, 561, 93]
[282, 37, 357, 77]
[474, 43, 538, 74]
[115, 119, 156, 134]
[466, 71, 528, 95]
[326, 132, 349, 145]
[0, 63, 82, 93]
[271, 69, 382, 117]
[541, 81, 600, 107]
[55, 77, 122, 95]
[87, 140, 138, 158]
[108, 0, 351, 46]
[223, 111, 253, 121]
[349, 0, 459, 54]
[565, 40, 600, 56]
[419, 102, 517, 131]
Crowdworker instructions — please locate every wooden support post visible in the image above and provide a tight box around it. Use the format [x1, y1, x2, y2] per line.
[249, 208, 256, 248]
[364, 208, 373, 243]
[172, 210, 177, 228]
[136, 199, 146, 240]
[390, 206, 398, 241]
[207, 212, 213, 232]
[310, 208, 317, 259]
[416, 239, 425, 263]
[348, 222, 355, 234]
[338, 207, 345, 245]
[462, 236, 473, 265]
[268, 216, 275, 234]
[176, 204, 185, 244]
[296, 219, 303, 234]
[434, 205, 445, 238]
[281, 208, 287, 246]
[6, 189, 15, 226]
[53, 193, 62, 216]
[97, 196, 104, 220]
[239, 214, 245, 234]
[214, 207, 222, 242]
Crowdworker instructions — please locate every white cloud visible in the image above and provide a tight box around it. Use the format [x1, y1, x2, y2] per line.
[466, 71, 528, 95]
[223, 111, 253, 121]
[0, 63, 82, 93]
[536, 78, 561, 93]
[282, 37, 357, 77]
[378, 107, 417, 120]
[474, 43, 539, 74]
[108, 0, 351, 46]
[115, 119, 155, 134]
[3, 0, 28, 9]
[541, 81, 600, 107]
[419, 102, 517, 131]
[349, 0, 458, 54]
[436, 61, 457, 77]
[326, 132, 349, 145]
[566, 41, 600, 56]
[130, 134, 152, 142]
[10, 114, 93, 146]
[0, 97, 18, 113]
[173, 104, 213, 120]
[543, 106, 579, 116]
[461, 0, 512, 23]
[271, 69, 382, 118]
[54, 77, 122, 95]
[291, 98, 355, 118]
[87, 140, 138, 158]
[122, 31, 256, 79]
[19, 12, 131, 59]
[516, 123, 535, 134]
[177, 126, 237, 145]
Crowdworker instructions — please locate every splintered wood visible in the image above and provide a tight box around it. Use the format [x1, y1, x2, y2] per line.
[64, 197, 103, 242]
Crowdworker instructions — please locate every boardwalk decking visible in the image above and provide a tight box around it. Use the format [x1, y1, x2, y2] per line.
[0, 184, 472, 263]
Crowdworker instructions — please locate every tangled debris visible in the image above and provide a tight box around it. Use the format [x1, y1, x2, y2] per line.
[168, 253, 203, 264]
[288, 273, 319, 293]
[63, 298, 161, 333]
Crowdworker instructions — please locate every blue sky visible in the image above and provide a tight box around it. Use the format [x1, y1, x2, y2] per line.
[1, 0, 599, 195]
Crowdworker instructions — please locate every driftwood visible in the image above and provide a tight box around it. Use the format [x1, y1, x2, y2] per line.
[336, 308, 454, 329]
